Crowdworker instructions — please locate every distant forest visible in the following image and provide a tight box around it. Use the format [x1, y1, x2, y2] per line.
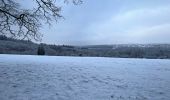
[0, 35, 170, 59]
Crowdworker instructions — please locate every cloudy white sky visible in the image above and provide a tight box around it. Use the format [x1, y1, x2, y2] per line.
[24, 0, 170, 45]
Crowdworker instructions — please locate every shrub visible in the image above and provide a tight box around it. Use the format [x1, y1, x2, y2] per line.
[37, 45, 45, 55]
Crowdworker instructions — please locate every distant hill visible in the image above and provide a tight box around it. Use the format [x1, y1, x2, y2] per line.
[0, 35, 170, 59]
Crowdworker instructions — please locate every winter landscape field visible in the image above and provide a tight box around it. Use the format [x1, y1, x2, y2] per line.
[0, 54, 170, 100]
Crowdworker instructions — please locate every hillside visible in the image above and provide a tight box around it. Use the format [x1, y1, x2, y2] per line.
[0, 35, 170, 59]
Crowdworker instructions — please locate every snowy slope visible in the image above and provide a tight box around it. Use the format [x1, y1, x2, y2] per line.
[0, 54, 170, 100]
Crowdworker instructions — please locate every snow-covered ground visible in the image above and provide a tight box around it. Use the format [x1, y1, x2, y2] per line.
[0, 54, 170, 100]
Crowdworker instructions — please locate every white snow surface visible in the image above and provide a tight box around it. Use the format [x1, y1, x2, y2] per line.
[0, 54, 170, 100]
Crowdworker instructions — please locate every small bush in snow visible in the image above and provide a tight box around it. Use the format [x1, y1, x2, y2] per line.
[37, 45, 45, 55]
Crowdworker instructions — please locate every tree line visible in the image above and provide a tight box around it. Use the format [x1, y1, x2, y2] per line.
[0, 35, 170, 59]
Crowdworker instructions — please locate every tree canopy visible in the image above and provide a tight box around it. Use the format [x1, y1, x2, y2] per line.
[0, 0, 82, 41]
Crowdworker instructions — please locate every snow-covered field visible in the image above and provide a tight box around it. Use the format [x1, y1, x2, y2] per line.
[0, 54, 170, 100]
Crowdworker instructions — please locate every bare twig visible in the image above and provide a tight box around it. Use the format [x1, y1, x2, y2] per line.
[0, 0, 82, 41]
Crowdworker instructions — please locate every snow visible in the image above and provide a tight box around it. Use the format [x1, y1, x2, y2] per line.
[0, 54, 170, 100]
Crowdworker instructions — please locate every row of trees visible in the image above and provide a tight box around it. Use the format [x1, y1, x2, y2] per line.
[1, 35, 170, 58]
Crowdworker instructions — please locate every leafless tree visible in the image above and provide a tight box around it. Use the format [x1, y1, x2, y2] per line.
[0, 0, 82, 41]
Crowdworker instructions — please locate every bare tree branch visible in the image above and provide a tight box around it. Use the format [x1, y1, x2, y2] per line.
[0, 0, 82, 41]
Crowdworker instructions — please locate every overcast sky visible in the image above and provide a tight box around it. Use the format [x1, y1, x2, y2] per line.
[24, 0, 170, 45]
